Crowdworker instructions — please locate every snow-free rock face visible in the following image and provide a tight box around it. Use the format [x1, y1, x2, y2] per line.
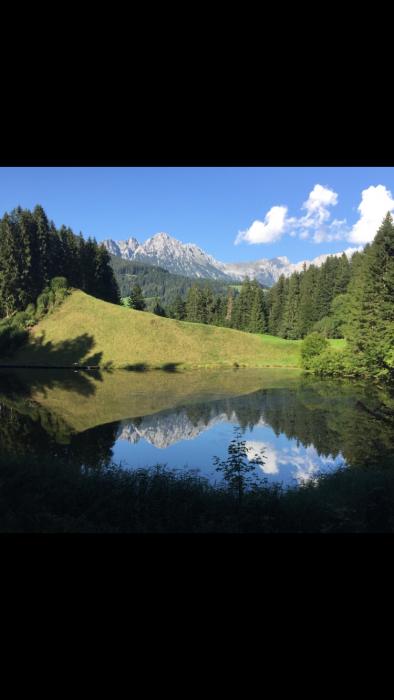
[103, 232, 231, 279]
[103, 233, 361, 286]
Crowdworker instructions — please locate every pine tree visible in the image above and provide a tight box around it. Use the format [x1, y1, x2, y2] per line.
[297, 265, 319, 337]
[0, 213, 21, 316]
[128, 283, 146, 310]
[314, 257, 337, 321]
[153, 297, 166, 316]
[277, 277, 290, 337]
[225, 287, 235, 325]
[186, 285, 206, 323]
[94, 244, 120, 303]
[334, 253, 351, 295]
[281, 272, 301, 339]
[267, 275, 286, 335]
[33, 205, 51, 287]
[171, 294, 186, 320]
[248, 280, 267, 333]
[347, 212, 394, 379]
[232, 277, 253, 330]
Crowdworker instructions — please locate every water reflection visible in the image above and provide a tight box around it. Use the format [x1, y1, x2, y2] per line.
[0, 369, 393, 486]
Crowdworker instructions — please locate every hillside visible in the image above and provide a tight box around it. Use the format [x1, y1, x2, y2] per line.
[11, 290, 303, 369]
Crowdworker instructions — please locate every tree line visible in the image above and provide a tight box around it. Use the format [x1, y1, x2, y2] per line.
[0, 205, 119, 318]
[265, 251, 353, 339]
[111, 255, 235, 307]
[301, 213, 394, 382]
[124, 278, 269, 333]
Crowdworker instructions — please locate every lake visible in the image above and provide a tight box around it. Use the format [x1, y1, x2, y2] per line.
[1, 367, 393, 486]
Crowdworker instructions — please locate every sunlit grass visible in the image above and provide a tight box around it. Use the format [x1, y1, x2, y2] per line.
[14, 290, 303, 369]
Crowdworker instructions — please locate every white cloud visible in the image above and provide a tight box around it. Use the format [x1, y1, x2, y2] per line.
[235, 205, 288, 245]
[245, 441, 278, 474]
[235, 182, 394, 248]
[235, 184, 341, 245]
[348, 185, 394, 244]
[301, 184, 338, 225]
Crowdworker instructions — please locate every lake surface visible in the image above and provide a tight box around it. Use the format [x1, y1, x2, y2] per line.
[0, 368, 393, 486]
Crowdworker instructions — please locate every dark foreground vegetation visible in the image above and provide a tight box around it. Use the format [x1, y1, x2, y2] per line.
[1, 455, 394, 533]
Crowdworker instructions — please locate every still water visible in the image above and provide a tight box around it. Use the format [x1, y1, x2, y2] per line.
[0, 368, 393, 486]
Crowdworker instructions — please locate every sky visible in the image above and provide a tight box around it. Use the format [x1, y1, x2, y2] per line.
[0, 166, 393, 263]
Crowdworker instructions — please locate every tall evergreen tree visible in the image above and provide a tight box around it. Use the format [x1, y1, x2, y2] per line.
[347, 212, 394, 379]
[248, 280, 267, 333]
[267, 275, 286, 335]
[127, 283, 146, 310]
[225, 287, 235, 325]
[170, 294, 186, 320]
[0, 213, 21, 316]
[186, 285, 206, 323]
[297, 265, 319, 337]
[33, 205, 52, 287]
[281, 272, 301, 339]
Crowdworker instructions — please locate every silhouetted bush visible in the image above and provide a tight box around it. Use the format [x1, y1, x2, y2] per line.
[1, 454, 394, 532]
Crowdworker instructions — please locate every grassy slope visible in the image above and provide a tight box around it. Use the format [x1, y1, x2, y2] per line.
[13, 290, 303, 369]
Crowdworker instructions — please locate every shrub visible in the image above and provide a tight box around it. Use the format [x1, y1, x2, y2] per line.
[36, 291, 50, 315]
[0, 325, 28, 357]
[50, 276, 68, 291]
[300, 333, 329, 369]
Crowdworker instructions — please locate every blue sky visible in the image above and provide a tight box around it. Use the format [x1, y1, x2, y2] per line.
[1, 167, 393, 263]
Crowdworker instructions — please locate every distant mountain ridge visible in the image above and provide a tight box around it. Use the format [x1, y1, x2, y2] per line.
[103, 232, 361, 287]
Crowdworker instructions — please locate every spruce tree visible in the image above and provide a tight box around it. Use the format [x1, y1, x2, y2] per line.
[0, 213, 21, 316]
[297, 265, 319, 337]
[248, 280, 267, 333]
[33, 205, 51, 287]
[128, 283, 146, 310]
[267, 275, 286, 335]
[225, 287, 235, 325]
[171, 294, 186, 320]
[186, 285, 206, 323]
[153, 297, 166, 316]
[281, 272, 301, 339]
[347, 212, 394, 379]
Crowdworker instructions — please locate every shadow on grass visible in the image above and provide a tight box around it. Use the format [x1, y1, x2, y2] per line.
[124, 363, 148, 372]
[124, 362, 182, 372]
[0, 333, 108, 397]
[161, 362, 182, 373]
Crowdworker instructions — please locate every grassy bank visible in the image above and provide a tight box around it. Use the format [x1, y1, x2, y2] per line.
[1, 456, 393, 533]
[11, 290, 303, 369]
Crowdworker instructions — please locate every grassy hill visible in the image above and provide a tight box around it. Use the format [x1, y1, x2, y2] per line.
[11, 290, 303, 369]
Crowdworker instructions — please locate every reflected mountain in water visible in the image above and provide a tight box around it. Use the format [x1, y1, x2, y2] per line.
[0, 368, 393, 484]
[117, 407, 267, 448]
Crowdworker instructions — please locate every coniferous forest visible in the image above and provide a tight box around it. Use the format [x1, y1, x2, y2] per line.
[0, 205, 119, 318]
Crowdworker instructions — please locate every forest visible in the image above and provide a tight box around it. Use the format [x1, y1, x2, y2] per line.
[0, 205, 119, 319]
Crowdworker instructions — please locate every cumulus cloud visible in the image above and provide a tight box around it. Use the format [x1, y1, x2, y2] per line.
[301, 184, 338, 226]
[348, 185, 394, 244]
[245, 441, 278, 474]
[235, 182, 394, 247]
[235, 184, 343, 245]
[299, 185, 347, 242]
[235, 205, 288, 245]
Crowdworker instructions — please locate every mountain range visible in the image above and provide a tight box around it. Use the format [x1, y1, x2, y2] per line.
[103, 232, 361, 287]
